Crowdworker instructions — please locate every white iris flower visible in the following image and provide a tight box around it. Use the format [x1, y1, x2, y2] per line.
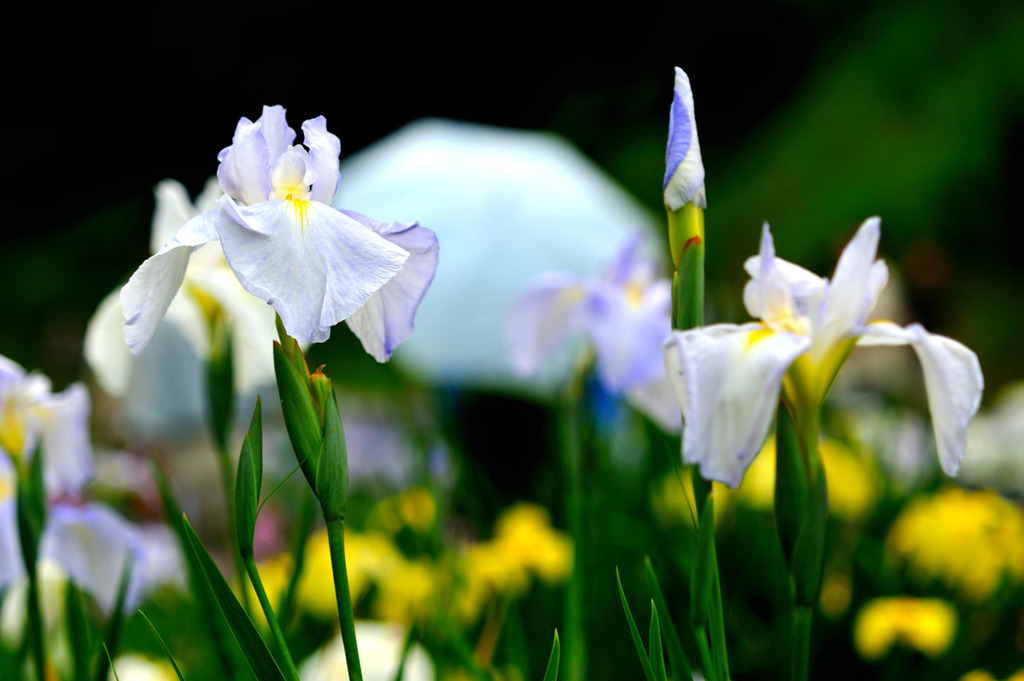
[663, 218, 983, 488]
[121, 106, 415, 349]
[87, 178, 278, 398]
[0, 355, 91, 492]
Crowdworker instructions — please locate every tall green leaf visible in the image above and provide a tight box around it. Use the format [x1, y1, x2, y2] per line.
[643, 557, 693, 681]
[138, 611, 186, 681]
[616, 568, 655, 681]
[649, 604, 666, 681]
[541, 631, 560, 681]
[182, 516, 288, 681]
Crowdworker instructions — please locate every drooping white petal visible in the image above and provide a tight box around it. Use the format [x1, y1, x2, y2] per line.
[858, 321, 983, 475]
[121, 210, 221, 355]
[42, 504, 145, 614]
[663, 324, 810, 488]
[507, 272, 591, 377]
[303, 117, 342, 204]
[819, 217, 882, 349]
[663, 67, 706, 210]
[216, 198, 409, 343]
[343, 215, 439, 362]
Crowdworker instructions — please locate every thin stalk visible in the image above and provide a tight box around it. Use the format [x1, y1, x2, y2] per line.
[242, 556, 300, 681]
[708, 550, 731, 681]
[25, 571, 45, 681]
[790, 606, 813, 681]
[560, 366, 587, 681]
[214, 444, 250, 615]
[325, 516, 363, 681]
[693, 627, 717, 681]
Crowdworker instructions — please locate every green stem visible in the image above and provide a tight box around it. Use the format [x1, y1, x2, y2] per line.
[25, 570, 45, 681]
[791, 606, 813, 681]
[214, 443, 250, 616]
[693, 626, 717, 681]
[560, 370, 587, 681]
[709, 550, 731, 681]
[243, 556, 300, 681]
[325, 516, 363, 681]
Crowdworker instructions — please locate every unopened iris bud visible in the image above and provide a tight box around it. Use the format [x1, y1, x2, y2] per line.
[663, 67, 707, 277]
[663, 67, 706, 213]
[273, 340, 323, 489]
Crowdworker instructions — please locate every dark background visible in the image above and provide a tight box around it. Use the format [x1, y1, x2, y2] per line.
[5, 0, 1023, 398]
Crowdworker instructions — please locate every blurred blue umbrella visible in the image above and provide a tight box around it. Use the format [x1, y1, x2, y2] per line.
[334, 118, 661, 393]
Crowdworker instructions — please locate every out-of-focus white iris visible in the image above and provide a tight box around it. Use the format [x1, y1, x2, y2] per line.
[0, 355, 90, 491]
[0, 356, 174, 614]
[86, 178, 278, 399]
[508, 234, 680, 432]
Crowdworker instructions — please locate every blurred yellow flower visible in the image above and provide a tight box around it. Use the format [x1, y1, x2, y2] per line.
[960, 672, 997, 681]
[373, 558, 436, 623]
[297, 528, 404, 620]
[493, 503, 573, 583]
[819, 571, 852, 619]
[697, 436, 876, 522]
[372, 486, 437, 534]
[959, 669, 1024, 681]
[455, 503, 572, 622]
[853, 596, 957, 661]
[886, 487, 1024, 602]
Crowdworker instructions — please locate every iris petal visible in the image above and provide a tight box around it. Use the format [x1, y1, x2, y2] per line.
[42, 504, 144, 613]
[303, 117, 342, 203]
[663, 67, 706, 210]
[664, 324, 810, 488]
[507, 272, 591, 377]
[858, 321, 983, 475]
[216, 199, 409, 343]
[120, 211, 221, 355]
[820, 217, 882, 348]
[343, 215, 439, 362]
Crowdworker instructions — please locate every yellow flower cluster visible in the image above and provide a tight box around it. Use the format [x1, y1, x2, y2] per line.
[456, 503, 573, 621]
[853, 596, 958, 661]
[886, 487, 1024, 602]
[245, 495, 571, 629]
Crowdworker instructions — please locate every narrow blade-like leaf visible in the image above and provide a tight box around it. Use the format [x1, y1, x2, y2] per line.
[138, 610, 186, 681]
[541, 630, 560, 681]
[182, 516, 288, 681]
[649, 603, 666, 681]
[616, 567, 656, 681]
[643, 557, 693, 681]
